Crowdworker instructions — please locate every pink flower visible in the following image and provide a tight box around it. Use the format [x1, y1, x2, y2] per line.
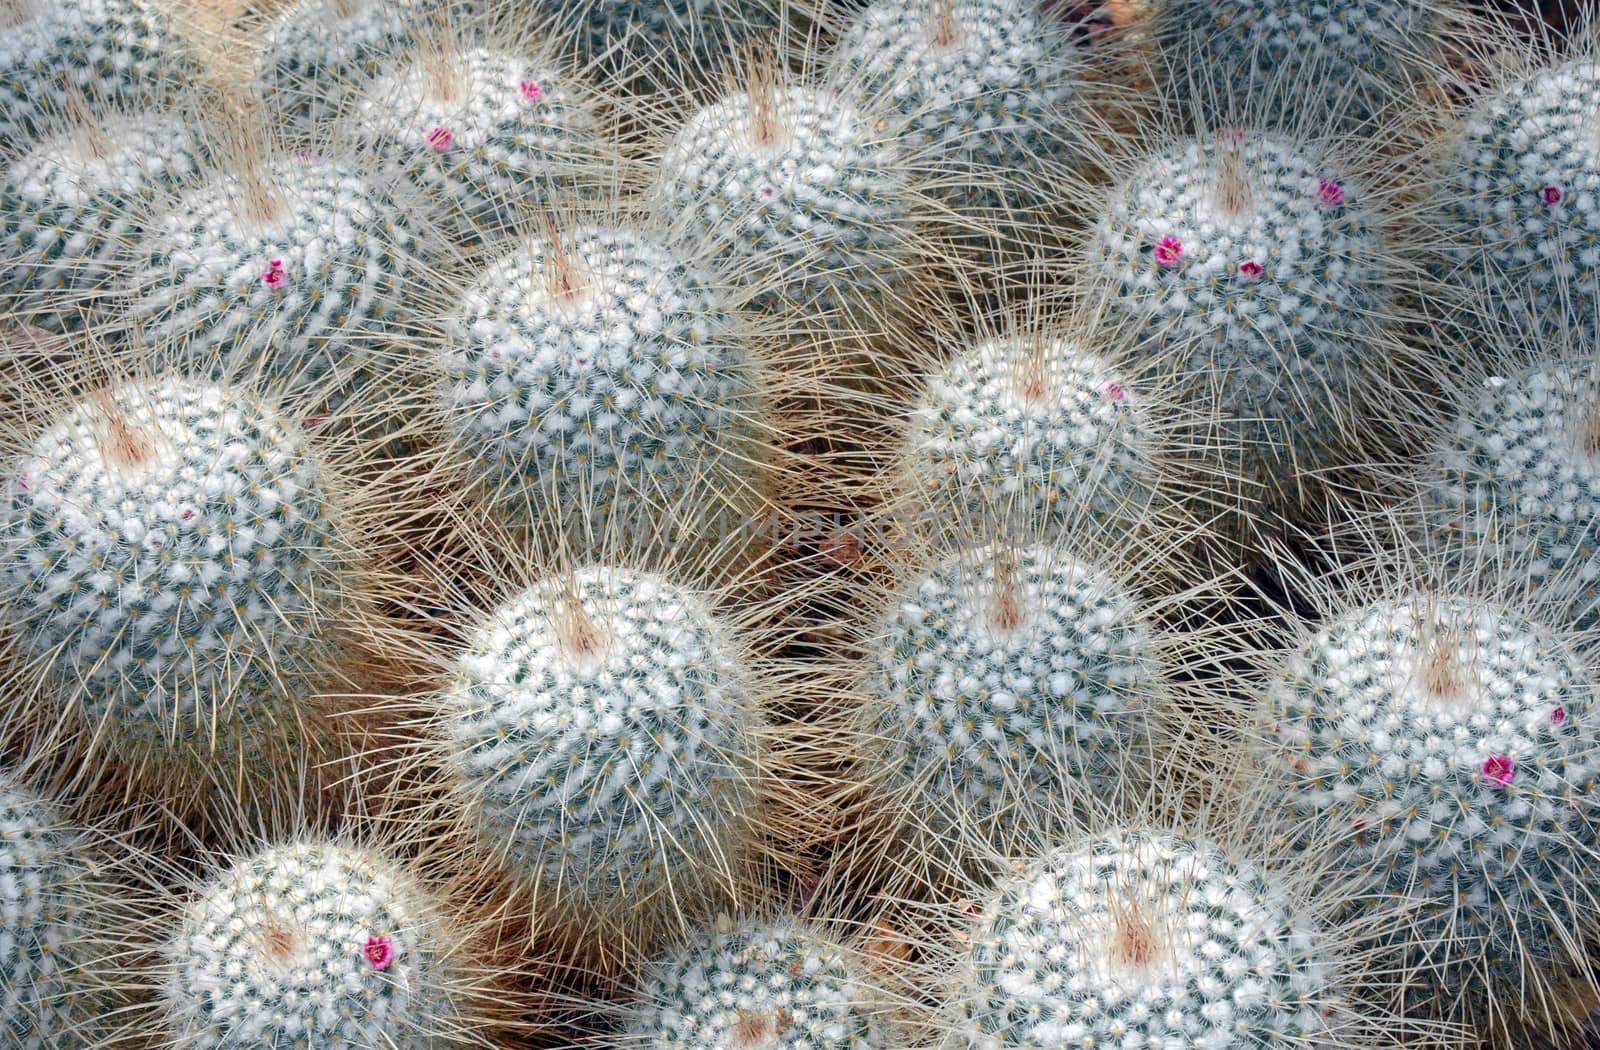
[262, 259, 287, 289]
[1317, 177, 1344, 207]
[425, 126, 454, 151]
[1482, 754, 1514, 787]
[1238, 260, 1263, 281]
[1543, 184, 1563, 205]
[15, 474, 28, 493]
[520, 80, 543, 102]
[1104, 381, 1126, 401]
[364, 935, 394, 971]
[1153, 236, 1183, 267]
[1553, 706, 1568, 724]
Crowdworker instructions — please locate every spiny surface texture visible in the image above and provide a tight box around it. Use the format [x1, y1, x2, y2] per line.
[906, 336, 1154, 544]
[441, 223, 762, 548]
[163, 841, 461, 1049]
[552, 0, 786, 92]
[870, 544, 1154, 839]
[444, 567, 756, 910]
[960, 828, 1332, 1050]
[1264, 595, 1600, 1021]
[626, 918, 885, 1050]
[654, 83, 910, 320]
[1431, 58, 1600, 342]
[0, 377, 348, 764]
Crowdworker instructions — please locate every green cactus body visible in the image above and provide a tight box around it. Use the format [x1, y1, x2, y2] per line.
[959, 828, 1333, 1050]
[1263, 594, 1600, 1028]
[0, 774, 102, 1049]
[0, 112, 203, 332]
[905, 336, 1154, 545]
[1150, 0, 1440, 132]
[1422, 364, 1600, 626]
[552, 0, 786, 93]
[125, 152, 423, 418]
[652, 82, 911, 322]
[356, 44, 604, 237]
[1089, 132, 1387, 531]
[0, 377, 350, 771]
[444, 566, 757, 922]
[869, 543, 1154, 842]
[0, 0, 190, 152]
[1431, 58, 1600, 342]
[163, 842, 464, 1049]
[441, 222, 765, 552]
[827, 0, 1082, 226]
[625, 918, 885, 1050]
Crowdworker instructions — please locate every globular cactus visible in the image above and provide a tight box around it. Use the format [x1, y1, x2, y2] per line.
[1084, 130, 1404, 544]
[437, 218, 772, 564]
[353, 35, 608, 239]
[860, 542, 1157, 855]
[0, 375, 358, 809]
[1425, 56, 1600, 343]
[953, 827, 1343, 1050]
[650, 66, 913, 328]
[0, 107, 204, 332]
[1147, 0, 1456, 133]
[0, 771, 110, 1049]
[620, 916, 888, 1050]
[0, 0, 193, 152]
[826, 0, 1085, 240]
[438, 564, 763, 962]
[124, 147, 427, 426]
[159, 840, 489, 1049]
[1259, 581, 1600, 1041]
[896, 333, 1158, 548]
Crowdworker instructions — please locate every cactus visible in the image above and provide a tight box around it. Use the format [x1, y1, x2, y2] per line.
[0, 772, 107, 1049]
[124, 149, 427, 425]
[438, 219, 771, 560]
[955, 827, 1338, 1050]
[826, 0, 1084, 238]
[0, 0, 192, 153]
[651, 71, 913, 325]
[862, 542, 1156, 851]
[0, 376, 357, 800]
[1148, 0, 1451, 133]
[440, 564, 761, 956]
[0, 108, 204, 332]
[160, 840, 476, 1049]
[898, 334, 1157, 547]
[621, 916, 887, 1050]
[353, 37, 607, 239]
[1260, 586, 1600, 1040]
[1085, 130, 1397, 541]
[1426, 56, 1600, 343]
[1418, 356, 1600, 628]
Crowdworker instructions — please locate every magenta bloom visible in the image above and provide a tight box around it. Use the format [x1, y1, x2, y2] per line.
[262, 259, 287, 289]
[364, 935, 394, 971]
[1553, 706, 1568, 725]
[1104, 382, 1126, 401]
[425, 126, 454, 152]
[1154, 236, 1183, 267]
[1317, 177, 1345, 207]
[1238, 259, 1263, 281]
[1482, 754, 1514, 787]
[520, 80, 543, 102]
[1543, 184, 1563, 205]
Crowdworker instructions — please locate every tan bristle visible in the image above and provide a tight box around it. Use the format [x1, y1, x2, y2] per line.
[555, 584, 603, 660]
[1214, 131, 1252, 216]
[732, 1008, 772, 1047]
[260, 916, 298, 963]
[1414, 612, 1468, 704]
[930, 0, 959, 48]
[746, 45, 780, 147]
[991, 553, 1023, 632]
[0, 0, 33, 27]
[538, 215, 585, 304]
[60, 80, 110, 162]
[93, 392, 150, 469]
[330, 0, 358, 18]
[422, 37, 460, 103]
[1108, 889, 1158, 969]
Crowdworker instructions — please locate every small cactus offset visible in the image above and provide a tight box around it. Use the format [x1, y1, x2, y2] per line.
[1086, 130, 1397, 541]
[954, 827, 1341, 1050]
[124, 149, 426, 423]
[354, 36, 607, 239]
[0, 0, 193, 152]
[862, 542, 1156, 851]
[439, 565, 762, 957]
[1260, 585, 1600, 1040]
[438, 219, 770, 560]
[159, 841, 480, 1049]
[620, 916, 888, 1050]
[0, 108, 205, 332]
[1426, 56, 1600, 342]
[651, 70, 913, 326]
[0, 375, 357, 803]
[898, 334, 1157, 548]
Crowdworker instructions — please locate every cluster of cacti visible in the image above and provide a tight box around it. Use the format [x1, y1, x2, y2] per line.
[5, 2, 1600, 1050]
